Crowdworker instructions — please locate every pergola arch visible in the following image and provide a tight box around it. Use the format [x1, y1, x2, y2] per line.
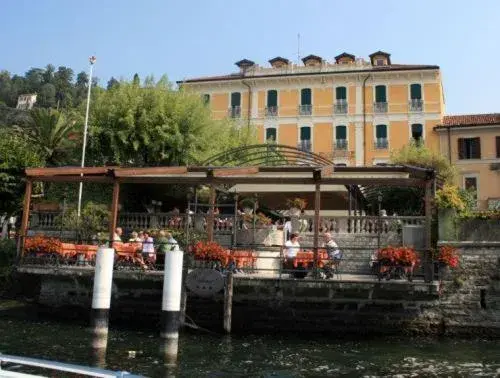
[201, 144, 331, 167]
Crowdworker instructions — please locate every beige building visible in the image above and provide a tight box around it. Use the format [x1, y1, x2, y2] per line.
[434, 114, 500, 210]
[16, 93, 37, 110]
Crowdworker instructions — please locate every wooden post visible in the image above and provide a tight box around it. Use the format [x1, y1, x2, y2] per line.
[109, 180, 120, 247]
[223, 272, 233, 333]
[207, 186, 215, 242]
[232, 194, 239, 248]
[347, 185, 352, 232]
[424, 179, 433, 282]
[313, 182, 321, 277]
[19, 179, 33, 258]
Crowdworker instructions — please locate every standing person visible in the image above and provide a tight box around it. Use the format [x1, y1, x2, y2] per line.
[284, 233, 302, 278]
[283, 217, 292, 241]
[323, 233, 342, 279]
[142, 231, 156, 264]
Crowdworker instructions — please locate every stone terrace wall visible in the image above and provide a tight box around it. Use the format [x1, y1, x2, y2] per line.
[412, 242, 500, 336]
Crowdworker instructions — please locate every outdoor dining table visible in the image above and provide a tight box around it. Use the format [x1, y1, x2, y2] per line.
[293, 249, 329, 268]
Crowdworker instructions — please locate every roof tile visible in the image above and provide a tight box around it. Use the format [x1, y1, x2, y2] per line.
[441, 114, 500, 127]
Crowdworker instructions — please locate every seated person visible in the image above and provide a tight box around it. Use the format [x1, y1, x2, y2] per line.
[142, 231, 156, 264]
[323, 232, 342, 278]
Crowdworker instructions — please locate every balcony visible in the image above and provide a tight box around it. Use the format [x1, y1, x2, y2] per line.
[298, 104, 312, 116]
[335, 139, 348, 150]
[228, 106, 241, 118]
[334, 101, 348, 114]
[373, 102, 388, 113]
[374, 138, 388, 149]
[409, 99, 423, 112]
[297, 140, 312, 152]
[265, 106, 278, 117]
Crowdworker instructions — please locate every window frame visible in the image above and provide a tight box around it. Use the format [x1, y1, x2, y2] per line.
[410, 123, 424, 142]
[230, 92, 241, 108]
[266, 89, 278, 108]
[300, 88, 312, 106]
[458, 137, 481, 160]
[374, 85, 387, 103]
[463, 174, 479, 207]
[265, 126, 277, 143]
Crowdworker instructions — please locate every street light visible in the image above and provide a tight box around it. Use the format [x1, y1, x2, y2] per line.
[77, 56, 96, 217]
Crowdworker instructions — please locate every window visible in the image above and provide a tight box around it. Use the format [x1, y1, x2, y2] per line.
[411, 123, 423, 142]
[266, 90, 278, 116]
[410, 84, 422, 100]
[265, 128, 276, 143]
[231, 92, 241, 107]
[496, 136, 500, 158]
[375, 85, 386, 103]
[229, 92, 241, 118]
[299, 126, 311, 151]
[299, 88, 312, 115]
[458, 138, 481, 159]
[375, 124, 388, 149]
[464, 176, 478, 206]
[376, 59, 385, 66]
[202, 94, 210, 105]
[335, 125, 347, 149]
[336, 87, 347, 101]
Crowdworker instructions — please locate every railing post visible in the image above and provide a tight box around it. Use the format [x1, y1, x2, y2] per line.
[109, 181, 120, 248]
[207, 186, 215, 242]
[313, 182, 321, 278]
[424, 179, 434, 283]
[18, 179, 33, 258]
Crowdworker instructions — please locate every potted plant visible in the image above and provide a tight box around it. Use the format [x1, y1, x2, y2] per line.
[286, 198, 307, 217]
[190, 241, 229, 269]
[433, 245, 459, 280]
[375, 246, 419, 281]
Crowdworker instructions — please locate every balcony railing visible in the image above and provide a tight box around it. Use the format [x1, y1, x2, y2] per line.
[298, 104, 312, 116]
[335, 139, 348, 150]
[409, 99, 423, 112]
[297, 140, 312, 152]
[373, 102, 388, 113]
[228, 106, 241, 118]
[334, 101, 348, 114]
[265, 106, 278, 117]
[374, 138, 389, 149]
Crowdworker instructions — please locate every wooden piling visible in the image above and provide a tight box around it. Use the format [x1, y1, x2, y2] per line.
[223, 272, 233, 333]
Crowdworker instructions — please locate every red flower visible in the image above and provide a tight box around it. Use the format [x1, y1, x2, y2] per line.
[376, 246, 419, 267]
[435, 245, 459, 268]
[190, 241, 229, 264]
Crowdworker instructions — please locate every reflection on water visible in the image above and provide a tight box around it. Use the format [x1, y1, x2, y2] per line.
[0, 316, 499, 377]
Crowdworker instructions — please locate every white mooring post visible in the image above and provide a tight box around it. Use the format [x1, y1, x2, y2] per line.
[161, 249, 184, 364]
[90, 247, 115, 350]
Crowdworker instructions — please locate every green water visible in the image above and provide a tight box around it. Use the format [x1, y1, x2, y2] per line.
[0, 315, 499, 377]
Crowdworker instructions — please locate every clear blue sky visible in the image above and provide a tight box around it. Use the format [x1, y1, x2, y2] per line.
[2, 0, 499, 115]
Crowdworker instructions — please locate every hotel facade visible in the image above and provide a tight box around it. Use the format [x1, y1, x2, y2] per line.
[179, 51, 445, 167]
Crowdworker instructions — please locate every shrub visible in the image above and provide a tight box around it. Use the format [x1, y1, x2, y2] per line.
[376, 246, 420, 267]
[434, 245, 459, 268]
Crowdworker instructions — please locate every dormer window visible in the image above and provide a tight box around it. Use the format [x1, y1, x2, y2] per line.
[268, 57, 290, 69]
[369, 51, 391, 66]
[301, 54, 323, 67]
[334, 52, 355, 65]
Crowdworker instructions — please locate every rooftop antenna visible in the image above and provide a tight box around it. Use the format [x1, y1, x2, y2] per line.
[297, 33, 301, 64]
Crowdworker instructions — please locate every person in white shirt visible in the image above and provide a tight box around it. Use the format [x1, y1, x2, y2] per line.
[283, 217, 292, 241]
[323, 232, 342, 278]
[142, 231, 156, 263]
[284, 233, 301, 259]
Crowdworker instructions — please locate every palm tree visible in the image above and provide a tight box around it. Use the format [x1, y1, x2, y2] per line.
[15, 108, 77, 166]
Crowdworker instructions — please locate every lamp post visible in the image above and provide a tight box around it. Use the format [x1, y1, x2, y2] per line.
[77, 56, 97, 217]
[377, 192, 383, 251]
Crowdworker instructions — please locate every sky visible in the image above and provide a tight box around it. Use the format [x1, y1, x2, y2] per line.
[2, 0, 499, 115]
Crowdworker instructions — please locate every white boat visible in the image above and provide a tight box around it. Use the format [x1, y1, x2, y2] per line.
[0, 354, 144, 377]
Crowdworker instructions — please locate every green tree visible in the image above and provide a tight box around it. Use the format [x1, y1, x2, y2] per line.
[106, 77, 119, 90]
[38, 83, 56, 108]
[0, 129, 43, 216]
[88, 78, 256, 167]
[13, 108, 78, 166]
[53, 66, 74, 108]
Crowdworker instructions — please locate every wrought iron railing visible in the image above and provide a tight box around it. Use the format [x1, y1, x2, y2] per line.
[228, 106, 241, 118]
[298, 104, 312, 115]
[265, 106, 278, 117]
[373, 102, 388, 113]
[374, 138, 389, 149]
[297, 140, 312, 152]
[335, 139, 348, 150]
[409, 99, 423, 112]
[333, 101, 348, 114]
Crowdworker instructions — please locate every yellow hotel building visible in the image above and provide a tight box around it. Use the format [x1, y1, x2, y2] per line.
[179, 51, 445, 166]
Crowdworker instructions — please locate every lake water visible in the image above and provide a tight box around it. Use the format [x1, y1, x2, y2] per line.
[0, 315, 499, 377]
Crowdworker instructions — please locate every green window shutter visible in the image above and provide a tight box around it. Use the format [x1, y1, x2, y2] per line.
[472, 137, 481, 159]
[458, 138, 466, 159]
[410, 84, 422, 100]
[496, 136, 500, 158]
[376, 124, 387, 139]
[267, 90, 277, 107]
[411, 123, 423, 134]
[300, 126, 311, 140]
[266, 128, 276, 142]
[336, 86, 347, 100]
[231, 92, 241, 107]
[336, 125, 347, 139]
[375, 85, 386, 102]
[301, 88, 311, 105]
